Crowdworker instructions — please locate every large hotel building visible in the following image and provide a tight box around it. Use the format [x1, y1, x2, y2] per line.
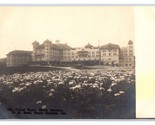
[6, 39, 135, 68]
[30, 39, 135, 68]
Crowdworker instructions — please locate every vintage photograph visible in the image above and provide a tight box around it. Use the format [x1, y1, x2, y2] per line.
[0, 6, 135, 119]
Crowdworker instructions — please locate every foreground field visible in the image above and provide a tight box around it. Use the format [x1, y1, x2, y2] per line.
[0, 68, 135, 119]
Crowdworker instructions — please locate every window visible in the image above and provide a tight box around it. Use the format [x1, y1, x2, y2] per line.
[126, 64, 128, 66]
[129, 50, 132, 52]
[113, 49, 117, 52]
[109, 53, 111, 56]
[113, 53, 117, 56]
[109, 58, 111, 60]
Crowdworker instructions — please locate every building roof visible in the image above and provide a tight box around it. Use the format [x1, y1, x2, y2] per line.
[32, 41, 39, 45]
[128, 40, 133, 45]
[101, 43, 120, 49]
[52, 43, 72, 50]
[44, 39, 52, 43]
[36, 42, 72, 50]
[37, 44, 45, 49]
[0, 58, 6, 62]
[7, 50, 32, 56]
[85, 43, 94, 48]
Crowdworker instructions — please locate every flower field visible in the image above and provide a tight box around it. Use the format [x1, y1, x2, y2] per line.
[0, 68, 135, 119]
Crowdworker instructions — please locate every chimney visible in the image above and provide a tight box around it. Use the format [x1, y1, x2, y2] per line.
[55, 40, 60, 44]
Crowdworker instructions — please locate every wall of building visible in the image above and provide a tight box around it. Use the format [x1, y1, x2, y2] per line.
[121, 41, 135, 68]
[100, 48, 119, 65]
[7, 53, 32, 67]
[62, 48, 99, 62]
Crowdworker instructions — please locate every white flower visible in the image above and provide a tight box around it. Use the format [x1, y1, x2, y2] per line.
[114, 93, 120, 96]
[84, 80, 87, 83]
[36, 101, 42, 104]
[38, 80, 43, 83]
[119, 91, 124, 94]
[25, 83, 30, 86]
[99, 87, 105, 90]
[41, 105, 47, 109]
[33, 81, 38, 84]
[111, 82, 117, 86]
[58, 82, 63, 85]
[12, 89, 16, 93]
[50, 89, 55, 92]
[47, 79, 51, 82]
[70, 87, 75, 90]
[69, 81, 74, 85]
[107, 88, 112, 92]
[49, 93, 53, 96]
[75, 84, 81, 88]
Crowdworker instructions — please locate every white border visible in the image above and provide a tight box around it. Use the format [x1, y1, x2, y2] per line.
[0, 0, 154, 124]
[0, 0, 155, 5]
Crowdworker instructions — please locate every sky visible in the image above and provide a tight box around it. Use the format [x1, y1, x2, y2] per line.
[0, 6, 134, 58]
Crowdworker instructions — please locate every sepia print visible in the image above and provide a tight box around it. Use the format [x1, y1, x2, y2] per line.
[0, 6, 135, 119]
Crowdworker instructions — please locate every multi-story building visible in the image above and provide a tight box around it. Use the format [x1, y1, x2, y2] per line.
[0, 58, 6, 67]
[100, 43, 120, 66]
[6, 50, 32, 67]
[5, 39, 134, 68]
[62, 43, 100, 65]
[32, 39, 135, 68]
[120, 40, 135, 68]
[32, 39, 72, 65]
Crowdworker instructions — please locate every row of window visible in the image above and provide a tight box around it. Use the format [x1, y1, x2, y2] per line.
[64, 52, 99, 55]
[125, 61, 133, 63]
[102, 49, 118, 52]
[7, 59, 30, 62]
[124, 50, 133, 53]
[125, 58, 133, 60]
[64, 52, 119, 56]
[126, 64, 132, 66]
[63, 58, 98, 61]
[64, 50, 118, 55]
[102, 53, 118, 56]
[63, 55, 99, 58]
[124, 54, 133, 56]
